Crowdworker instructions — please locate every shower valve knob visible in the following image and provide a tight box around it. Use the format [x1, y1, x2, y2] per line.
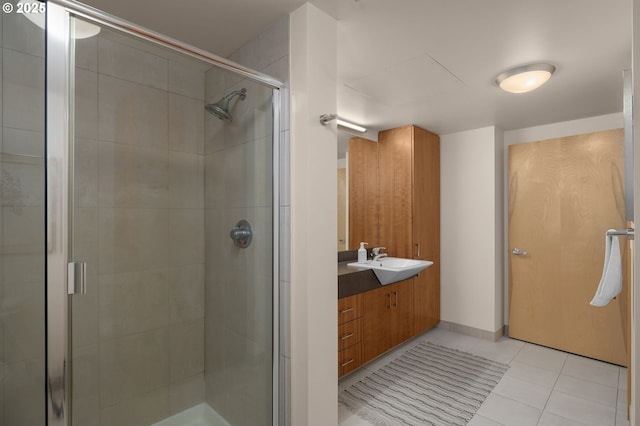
[230, 219, 253, 248]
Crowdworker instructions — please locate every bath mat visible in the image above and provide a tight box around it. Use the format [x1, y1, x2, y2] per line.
[338, 341, 509, 426]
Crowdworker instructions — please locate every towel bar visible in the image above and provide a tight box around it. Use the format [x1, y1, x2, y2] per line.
[606, 228, 635, 240]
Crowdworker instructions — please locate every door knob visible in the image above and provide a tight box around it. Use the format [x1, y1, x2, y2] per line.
[512, 248, 528, 256]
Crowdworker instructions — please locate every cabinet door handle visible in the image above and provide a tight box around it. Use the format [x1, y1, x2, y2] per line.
[393, 291, 398, 307]
[341, 359, 354, 367]
[416, 243, 421, 258]
[340, 333, 354, 340]
[340, 307, 354, 314]
[387, 293, 391, 309]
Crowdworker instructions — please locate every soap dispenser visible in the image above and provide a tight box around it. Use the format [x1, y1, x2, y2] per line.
[358, 242, 368, 263]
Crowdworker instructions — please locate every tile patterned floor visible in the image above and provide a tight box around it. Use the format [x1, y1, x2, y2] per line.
[338, 327, 629, 426]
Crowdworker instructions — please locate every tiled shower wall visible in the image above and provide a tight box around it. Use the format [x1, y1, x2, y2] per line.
[203, 15, 290, 426]
[70, 28, 208, 425]
[0, 6, 46, 426]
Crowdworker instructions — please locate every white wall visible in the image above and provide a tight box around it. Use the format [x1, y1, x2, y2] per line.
[441, 126, 503, 334]
[289, 4, 338, 426]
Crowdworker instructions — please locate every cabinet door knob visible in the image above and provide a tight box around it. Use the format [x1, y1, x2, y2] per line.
[340, 307, 354, 314]
[340, 333, 354, 340]
[394, 291, 398, 307]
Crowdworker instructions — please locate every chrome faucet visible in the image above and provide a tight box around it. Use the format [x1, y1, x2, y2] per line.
[372, 247, 387, 262]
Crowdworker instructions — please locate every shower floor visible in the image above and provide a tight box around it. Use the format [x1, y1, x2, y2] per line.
[151, 403, 231, 426]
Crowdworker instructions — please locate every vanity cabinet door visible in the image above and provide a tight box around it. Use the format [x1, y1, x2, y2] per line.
[362, 280, 414, 363]
[362, 285, 394, 362]
[414, 257, 440, 334]
[389, 279, 415, 347]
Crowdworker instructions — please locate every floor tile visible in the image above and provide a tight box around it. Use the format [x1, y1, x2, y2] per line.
[554, 374, 617, 408]
[561, 355, 619, 388]
[338, 403, 374, 426]
[470, 337, 525, 365]
[504, 361, 559, 389]
[467, 414, 504, 425]
[428, 328, 482, 352]
[511, 343, 568, 373]
[491, 375, 552, 409]
[337, 329, 627, 426]
[618, 367, 628, 392]
[545, 390, 616, 426]
[476, 393, 541, 426]
[537, 411, 587, 426]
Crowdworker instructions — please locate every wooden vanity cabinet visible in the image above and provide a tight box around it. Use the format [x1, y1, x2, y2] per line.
[338, 294, 363, 377]
[362, 280, 414, 363]
[378, 125, 440, 260]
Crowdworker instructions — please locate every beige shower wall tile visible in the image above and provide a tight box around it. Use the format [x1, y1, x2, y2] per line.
[2, 7, 44, 57]
[169, 151, 204, 208]
[205, 107, 225, 154]
[98, 208, 169, 274]
[3, 127, 42, 157]
[99, 387, 169, 426]
[3, 252, 42, 287]
[74, 138, 98, 208]
[3, 49, 44, 132]
[205, 66, 225, 104]
[257, 15, 289, 71]
[99, 268, 170, 339]
[224, 143, 247, 208]
[170, 373, 205, 415]
[98, 37, 168, 90]
[169, 60, 205, 100]
[170, 319, 204, 383]
[75, 68, 98, 139]
[3, 206, 43, 251]
[246, 137, 273, 207]
[1, 279, 44, 362]
[169, 208, 205, 266]
[169, 264, 204, 324]
[169, 93, 205, 154]
[99, 328, 170, 408]
[205, 151, 225, 208]
[75, 33, 98, 72]
[98, 74, 168, 149]
[98, 141, 169, 208]
[2, 156, 44, 207]
[72, 344, 100, 426]
[3, 358, 45, 426]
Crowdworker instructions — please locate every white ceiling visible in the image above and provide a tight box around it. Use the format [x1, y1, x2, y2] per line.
[81, 0, 632, 140]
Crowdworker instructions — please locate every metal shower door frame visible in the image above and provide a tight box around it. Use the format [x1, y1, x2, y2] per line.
[45, 2, 283, 424]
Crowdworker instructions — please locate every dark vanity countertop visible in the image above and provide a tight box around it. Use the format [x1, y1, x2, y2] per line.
[338, 250, 383, 298]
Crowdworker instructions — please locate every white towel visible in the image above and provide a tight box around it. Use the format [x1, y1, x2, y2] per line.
[590, 230, 622, 307]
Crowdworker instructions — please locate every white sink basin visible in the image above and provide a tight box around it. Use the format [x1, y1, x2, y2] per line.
[347, 257, 434, 285]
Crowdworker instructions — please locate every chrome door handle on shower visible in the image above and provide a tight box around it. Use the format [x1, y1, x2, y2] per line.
[512, 248, 528, 256]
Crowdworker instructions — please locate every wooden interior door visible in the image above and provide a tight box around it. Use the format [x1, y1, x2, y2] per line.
[508, 129, 628, 366]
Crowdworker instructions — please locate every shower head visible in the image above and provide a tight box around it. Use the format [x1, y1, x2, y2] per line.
[205, 88, 247, 122]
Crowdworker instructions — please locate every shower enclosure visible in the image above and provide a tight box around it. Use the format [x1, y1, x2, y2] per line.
[2, 1, 282, 425]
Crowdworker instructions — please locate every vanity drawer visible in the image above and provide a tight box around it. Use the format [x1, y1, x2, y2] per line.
[338, 342, 362, 377]
[338, 318, 363, 351]
[338, 293, 363, 325]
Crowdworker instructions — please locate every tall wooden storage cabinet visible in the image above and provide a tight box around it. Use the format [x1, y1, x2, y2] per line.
[378, 125, 440, 334]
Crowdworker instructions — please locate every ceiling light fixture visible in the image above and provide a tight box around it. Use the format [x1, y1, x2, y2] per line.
[496, 63, 556, 94]
[319, 114, 367, 133]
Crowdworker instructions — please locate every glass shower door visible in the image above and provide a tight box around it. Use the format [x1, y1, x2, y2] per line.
[46, 4, 278, 425]
[0, 1, 46, 424]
